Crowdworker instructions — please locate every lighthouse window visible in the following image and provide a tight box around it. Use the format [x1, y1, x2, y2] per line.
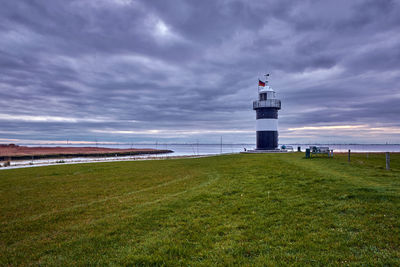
[260, 93, 267, 100]
[267, 91, 275, 99]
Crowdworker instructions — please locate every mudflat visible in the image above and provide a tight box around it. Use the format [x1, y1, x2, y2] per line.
[0, 144, 171, 160]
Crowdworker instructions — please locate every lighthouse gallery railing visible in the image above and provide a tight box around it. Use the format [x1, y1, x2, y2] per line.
[253, 99, 281, 109]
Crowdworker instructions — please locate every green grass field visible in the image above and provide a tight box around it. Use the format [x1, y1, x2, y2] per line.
[1, 152, 399, 266]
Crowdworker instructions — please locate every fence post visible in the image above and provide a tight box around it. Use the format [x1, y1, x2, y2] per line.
[348, 149, 351, 162]
[305, 148, 310, 159]
[386, 152, 390, 170]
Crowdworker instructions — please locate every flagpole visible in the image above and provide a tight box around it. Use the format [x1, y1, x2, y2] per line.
[264, 73, 270, 87]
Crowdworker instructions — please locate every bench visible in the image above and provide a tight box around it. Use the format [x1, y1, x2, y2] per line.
[308, 146, 333, 157]
[285, 145, 294, 151]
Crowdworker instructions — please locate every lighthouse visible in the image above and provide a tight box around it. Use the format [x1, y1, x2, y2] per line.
[253, 75, 281, 150]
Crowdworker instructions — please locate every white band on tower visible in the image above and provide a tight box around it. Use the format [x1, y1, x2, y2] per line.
[256, 118, 278, 131]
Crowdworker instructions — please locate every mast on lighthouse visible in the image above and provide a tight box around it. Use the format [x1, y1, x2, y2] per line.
[253, 74, 281, 150]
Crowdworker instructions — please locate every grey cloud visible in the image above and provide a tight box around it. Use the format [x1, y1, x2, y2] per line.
[1, 0, 400, 143]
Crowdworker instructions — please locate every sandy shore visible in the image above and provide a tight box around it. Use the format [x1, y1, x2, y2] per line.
[0, 145, 172, 160]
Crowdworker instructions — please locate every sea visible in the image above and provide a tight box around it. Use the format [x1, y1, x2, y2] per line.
[21, 143, 400, 154]
[3, 143, 400, 169]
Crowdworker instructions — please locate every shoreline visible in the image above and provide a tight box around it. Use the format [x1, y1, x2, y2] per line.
[0, 153, 223, 170]
[0, 145, 173, 161]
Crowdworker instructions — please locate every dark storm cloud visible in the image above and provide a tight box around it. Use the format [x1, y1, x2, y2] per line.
[1, 0, 400, 143]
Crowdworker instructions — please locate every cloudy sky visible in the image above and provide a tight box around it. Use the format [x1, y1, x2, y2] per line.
[1, 0, 400, 145]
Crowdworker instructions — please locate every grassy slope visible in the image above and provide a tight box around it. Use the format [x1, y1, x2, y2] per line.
[0, 153, 399, 266]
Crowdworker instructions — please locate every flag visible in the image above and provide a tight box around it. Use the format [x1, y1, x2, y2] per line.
[258, 80, 265, 87]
